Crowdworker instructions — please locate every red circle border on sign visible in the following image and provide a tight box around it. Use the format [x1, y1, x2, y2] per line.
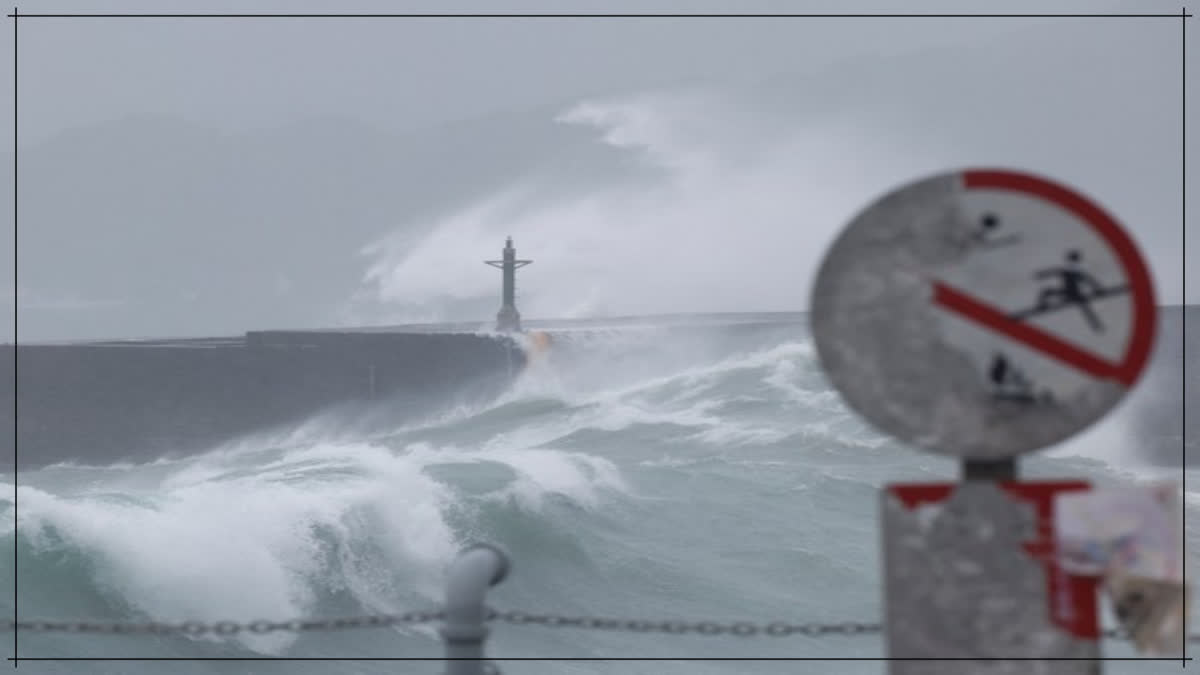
[961, 169, 1157, 388]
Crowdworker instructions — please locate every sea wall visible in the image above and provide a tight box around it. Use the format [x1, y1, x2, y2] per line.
[0, 331, 525, 470]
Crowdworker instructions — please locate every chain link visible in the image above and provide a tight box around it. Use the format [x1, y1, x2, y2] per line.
[2, 610, 1197, 643]
[0, 610, 445, 636]
[486, 610, 881, 637]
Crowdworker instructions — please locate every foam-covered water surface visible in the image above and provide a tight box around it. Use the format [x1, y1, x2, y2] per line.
[1, 310, 1194, 674]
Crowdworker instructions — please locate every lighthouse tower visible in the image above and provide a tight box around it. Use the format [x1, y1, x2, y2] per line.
[484, 237, 532, 333]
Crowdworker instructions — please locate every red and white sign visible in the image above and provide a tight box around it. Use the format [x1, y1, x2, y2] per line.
[810, 167, 1159, 459]
[931, 170, 1156, 402]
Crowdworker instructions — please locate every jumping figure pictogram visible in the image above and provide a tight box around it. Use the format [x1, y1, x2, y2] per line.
[1010, 249, 1129, 333]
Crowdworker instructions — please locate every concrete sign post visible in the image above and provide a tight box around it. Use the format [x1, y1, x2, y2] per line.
[809, 168, 1159, 673]
[882, 481, 1102, 674]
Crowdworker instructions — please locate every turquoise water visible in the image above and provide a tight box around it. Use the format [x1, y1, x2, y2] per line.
[2, 311, 1195, 674]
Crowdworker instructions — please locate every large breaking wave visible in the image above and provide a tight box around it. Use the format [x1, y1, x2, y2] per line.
[1, 315, 1193, 674]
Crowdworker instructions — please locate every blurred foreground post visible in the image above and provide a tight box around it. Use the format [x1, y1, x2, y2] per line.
[441, 544, 510, 675]
[809, 168, 1167, 672]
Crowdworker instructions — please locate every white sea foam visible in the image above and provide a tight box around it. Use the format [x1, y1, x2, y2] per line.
[4, 311, 1189, 668]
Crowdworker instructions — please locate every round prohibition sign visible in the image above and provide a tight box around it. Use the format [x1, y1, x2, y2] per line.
[810, 168, 1157, 459]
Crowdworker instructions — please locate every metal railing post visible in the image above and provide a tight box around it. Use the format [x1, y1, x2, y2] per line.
[440, 543, 510, 675]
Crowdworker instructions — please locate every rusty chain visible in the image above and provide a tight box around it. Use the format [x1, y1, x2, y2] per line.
[0, 610, 1193, 642]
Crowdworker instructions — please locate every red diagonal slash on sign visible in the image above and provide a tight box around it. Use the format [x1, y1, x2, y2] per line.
[931, 282, 1137, 387]
[934, 169, 1158, 390]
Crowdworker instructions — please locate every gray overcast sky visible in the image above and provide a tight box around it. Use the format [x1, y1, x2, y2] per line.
[0, 0, 1194, 340]
[1, 0, 1150, 146]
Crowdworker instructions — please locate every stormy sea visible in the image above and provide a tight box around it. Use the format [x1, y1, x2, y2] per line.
[1, 308, 1195, 675]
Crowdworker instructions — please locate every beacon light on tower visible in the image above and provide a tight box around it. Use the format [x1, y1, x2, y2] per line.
[485, 237, 532, 333]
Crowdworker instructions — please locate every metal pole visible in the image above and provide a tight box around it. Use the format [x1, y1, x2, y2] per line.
[961, 458, 1017, 481]
[441, 543, 510, 675]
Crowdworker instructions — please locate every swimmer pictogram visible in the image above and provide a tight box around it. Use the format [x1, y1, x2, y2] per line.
[969, 212, 1022, 250]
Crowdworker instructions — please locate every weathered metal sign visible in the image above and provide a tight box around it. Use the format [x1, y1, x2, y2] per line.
[810, 168, 1157, 459]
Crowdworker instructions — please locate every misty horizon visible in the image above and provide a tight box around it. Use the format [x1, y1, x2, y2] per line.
[2, 2, 1193, 342]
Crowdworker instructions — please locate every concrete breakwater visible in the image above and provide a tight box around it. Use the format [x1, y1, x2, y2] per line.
[1, 329, 526, 471]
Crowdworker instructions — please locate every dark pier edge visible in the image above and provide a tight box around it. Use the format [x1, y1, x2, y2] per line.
[2, 330, 528, 472]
